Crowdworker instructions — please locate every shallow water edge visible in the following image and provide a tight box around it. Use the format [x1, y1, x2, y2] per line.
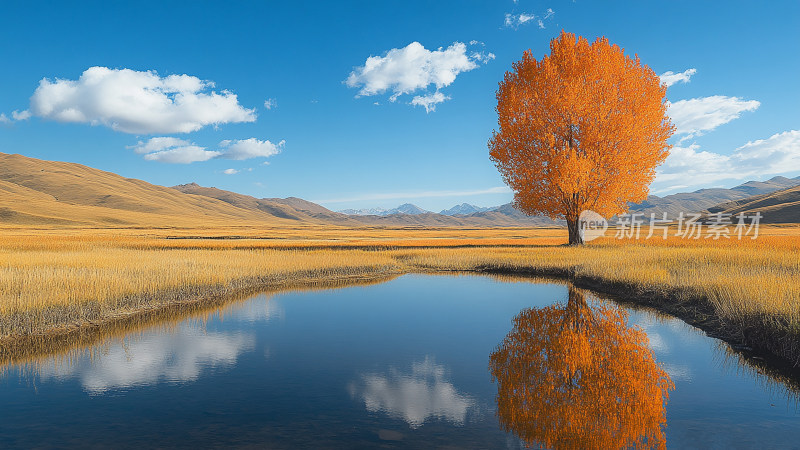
[2, 264, 799, 383]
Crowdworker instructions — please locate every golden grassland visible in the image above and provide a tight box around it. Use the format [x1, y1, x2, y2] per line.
[1, 224, 799, 366]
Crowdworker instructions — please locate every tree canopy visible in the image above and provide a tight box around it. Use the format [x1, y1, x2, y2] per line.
[489, 31, 674, 244]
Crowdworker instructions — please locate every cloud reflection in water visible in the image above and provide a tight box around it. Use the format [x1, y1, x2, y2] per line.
[36, 298, 285, 393]
[39, 325, 255, 393]
[349, 356, 475, 428]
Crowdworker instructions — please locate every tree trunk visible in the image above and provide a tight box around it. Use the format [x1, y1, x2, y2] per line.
[566, 214, 586, 245]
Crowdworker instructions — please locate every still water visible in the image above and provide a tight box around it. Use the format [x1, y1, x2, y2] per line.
[1, 274, 798, 449]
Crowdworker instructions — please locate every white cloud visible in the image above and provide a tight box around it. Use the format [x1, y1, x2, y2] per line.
[411, 91, 450, 113]
[668, 95, 760, 137]
[656, 143, 732, 184]
[504, 8, 554, 29]
[222, 168, 239, 175]
[11, 110, 31, 120]
[504, 12, 536, 28]
[346, 41, 491, 110]
[348, 356, 475, 429]
[471, 51, 496, 64]
[659, 68, 697, 87]
[654, 130, 800, 190]
[128, 136, 193, 154]
[736, 129, 800, 170]
[218, 138, 284, 160]
[131, 136, 283, 163]
[0, 110, 31, 124]
[263, 98, 277, 110]
[27, 66, 256, 134]
[132, 136, 221, 163]
[144, 145, 221, 164]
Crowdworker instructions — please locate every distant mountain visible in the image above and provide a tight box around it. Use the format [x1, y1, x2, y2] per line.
[336, 200, 557, 226]
[338, 207, 389, 216]
[349, 204, 561, 227]
[440, 203, 496, 216]
[705, 184, 800, 223]
[628, 176, 800, 218]
[389, 203, 429, 215]
[338, 203, 429, 216]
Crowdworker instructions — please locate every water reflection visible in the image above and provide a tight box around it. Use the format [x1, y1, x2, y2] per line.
[349, 356, 476, 428]
[24, 297, 286, 394]
[490, 287, 674, 449]
[37, 324, 254, 393]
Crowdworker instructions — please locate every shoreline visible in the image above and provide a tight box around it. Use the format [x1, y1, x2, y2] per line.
[2, 263, 799, 384]
[468, 266, 800, 381]
[0, 269, 401, 366]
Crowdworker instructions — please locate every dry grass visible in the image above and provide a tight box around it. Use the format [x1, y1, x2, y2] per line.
[1, 225, 799, 365]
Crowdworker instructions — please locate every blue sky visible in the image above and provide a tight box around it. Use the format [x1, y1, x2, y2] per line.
[1, 1, 798, 212]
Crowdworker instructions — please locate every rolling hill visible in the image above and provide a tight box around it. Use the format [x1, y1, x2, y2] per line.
[0, 153, 323, 227]
[705, 184, 800, 223]
[172, 183, 360, 225]
[627, 176, 800, 219]
[2, 151, 799, 228]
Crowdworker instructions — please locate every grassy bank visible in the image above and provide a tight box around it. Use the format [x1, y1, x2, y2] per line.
[1, 227, 799, 368]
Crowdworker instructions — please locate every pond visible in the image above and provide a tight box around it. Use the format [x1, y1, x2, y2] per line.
[1, 274, 798, 448]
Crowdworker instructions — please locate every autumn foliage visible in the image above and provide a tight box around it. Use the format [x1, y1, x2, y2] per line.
[489, 287, 674, 449]
[489, 31, 674, 244]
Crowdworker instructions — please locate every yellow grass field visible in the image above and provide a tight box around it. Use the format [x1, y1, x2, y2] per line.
[1, 224, 799, 365]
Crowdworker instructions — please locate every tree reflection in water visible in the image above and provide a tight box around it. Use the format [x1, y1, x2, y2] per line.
[489, 286, 674, 449]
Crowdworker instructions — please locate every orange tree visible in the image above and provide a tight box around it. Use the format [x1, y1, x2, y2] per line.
[489, 31, 674, 244]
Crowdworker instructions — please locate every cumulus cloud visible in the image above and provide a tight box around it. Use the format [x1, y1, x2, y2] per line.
[263, 98, 277, 110]
[0, 113, 10, 124]
[668, 95, 760, 137]
[222, 168, 239, 175]
[659, 68, 697, 87]
[411, 91, 450, 113]
[25, 66, 256, 134]
[346, 41, 491, 110]
[654, 130, 800, 190]
[218, 138, 284, 160]
[131, 136, 283, 163]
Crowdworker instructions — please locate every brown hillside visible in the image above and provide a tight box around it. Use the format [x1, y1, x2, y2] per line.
[706, 185, 800, 223]
[0, 153, 302, 227]
[172, 183, 360, 225]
